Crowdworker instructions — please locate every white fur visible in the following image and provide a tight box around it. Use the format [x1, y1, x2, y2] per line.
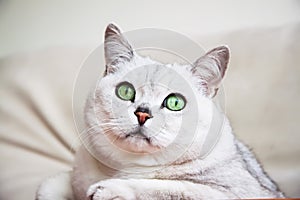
[36, 172, 74, 200]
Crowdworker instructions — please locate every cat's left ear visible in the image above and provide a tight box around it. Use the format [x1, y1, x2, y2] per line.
[192, 46, 230, 98]
[104, 23, 134, 75]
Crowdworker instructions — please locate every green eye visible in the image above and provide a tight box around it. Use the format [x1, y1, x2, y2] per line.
[116, 82, 135, 101]
[163, 93, 186, 111]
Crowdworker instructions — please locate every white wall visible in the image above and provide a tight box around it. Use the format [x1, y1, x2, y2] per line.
[0, 0, 299, 57]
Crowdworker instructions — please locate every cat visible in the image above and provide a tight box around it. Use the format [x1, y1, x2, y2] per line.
[36, 24, 285, 200]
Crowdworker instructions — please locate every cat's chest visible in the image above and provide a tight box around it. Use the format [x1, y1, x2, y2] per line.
[114, 160, 206, 181]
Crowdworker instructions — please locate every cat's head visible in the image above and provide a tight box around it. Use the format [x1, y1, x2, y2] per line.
[85, 24, 229, 161]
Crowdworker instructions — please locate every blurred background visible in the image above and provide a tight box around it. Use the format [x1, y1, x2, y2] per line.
[0, 1, 299, 199]
[0, 0, 299, 57]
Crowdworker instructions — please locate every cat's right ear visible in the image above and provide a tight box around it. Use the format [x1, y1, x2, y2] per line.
[104, 23, 134, 75]
[191, 46, 230, 98]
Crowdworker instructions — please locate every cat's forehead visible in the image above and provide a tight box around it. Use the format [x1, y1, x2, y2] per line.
[119, 64, 193, 94]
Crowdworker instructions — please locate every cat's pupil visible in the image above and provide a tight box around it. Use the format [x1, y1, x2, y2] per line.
[175, 99, 178, 106]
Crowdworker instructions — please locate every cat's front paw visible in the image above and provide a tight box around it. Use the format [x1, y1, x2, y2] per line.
[87, 179, 135, 200]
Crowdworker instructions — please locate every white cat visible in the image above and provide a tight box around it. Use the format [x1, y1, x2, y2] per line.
[36, 24, 285, 200]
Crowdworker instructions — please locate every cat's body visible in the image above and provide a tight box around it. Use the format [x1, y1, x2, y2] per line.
[36, 24, 284, 200]
[71, 124, 283, 200]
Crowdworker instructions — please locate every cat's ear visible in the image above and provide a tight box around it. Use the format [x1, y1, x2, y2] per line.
[192, 46, 230, 98]
[104, 23, 134, 75]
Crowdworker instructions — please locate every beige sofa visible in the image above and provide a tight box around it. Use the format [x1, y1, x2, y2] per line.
[0, 23, 299, 199]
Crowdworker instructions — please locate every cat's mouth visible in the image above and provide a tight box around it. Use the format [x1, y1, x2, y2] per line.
[109, 128, 161, 153]
[125, 131, 151, 143]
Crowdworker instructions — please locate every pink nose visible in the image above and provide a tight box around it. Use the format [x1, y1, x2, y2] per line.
[134, 111, 151, 125]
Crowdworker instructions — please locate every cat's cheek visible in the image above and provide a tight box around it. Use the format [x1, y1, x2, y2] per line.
[127, 107, 138, 125]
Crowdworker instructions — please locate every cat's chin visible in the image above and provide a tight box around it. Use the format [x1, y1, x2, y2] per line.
[124, 136, 160, 154]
